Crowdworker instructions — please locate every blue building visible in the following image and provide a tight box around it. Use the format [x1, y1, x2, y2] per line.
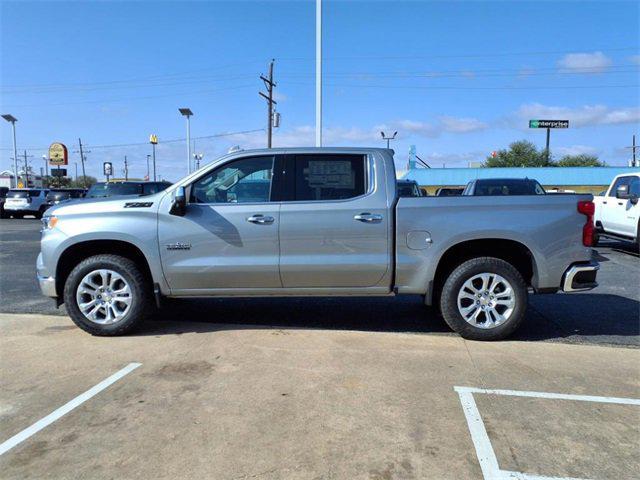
[401, 166, 640, 195]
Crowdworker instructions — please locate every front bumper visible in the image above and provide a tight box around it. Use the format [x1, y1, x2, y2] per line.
[38, 274, 57, 297]
[561, 261, 599, 292]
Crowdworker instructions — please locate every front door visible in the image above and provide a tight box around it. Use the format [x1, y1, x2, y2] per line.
[158, 155, 281, 292]
[279, 153, 390, 288]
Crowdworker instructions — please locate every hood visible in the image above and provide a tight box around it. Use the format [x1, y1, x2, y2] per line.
[46, 192, 166, 217]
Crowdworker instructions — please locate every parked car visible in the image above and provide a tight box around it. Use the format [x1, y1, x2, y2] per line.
[85, 181, 172, 199]
[38, 148, 598, 341]
[593, 172, 639, 248]
[396, 179, 423, 197]
[45, 188, 86, 209]
[4, 188, 49, 218]
[0, 186, 8, 219]
[434, 187, 464, 197]
[462, 178, 546, 196]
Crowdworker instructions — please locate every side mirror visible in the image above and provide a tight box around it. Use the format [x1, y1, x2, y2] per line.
[170, 186, 187, 216]
[616, 185, 638, 204]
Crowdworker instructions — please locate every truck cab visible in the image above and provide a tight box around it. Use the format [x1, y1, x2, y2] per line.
[593, 172, 640, 247]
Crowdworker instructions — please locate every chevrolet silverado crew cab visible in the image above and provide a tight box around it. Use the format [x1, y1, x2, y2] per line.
[593, 172, 639, 248]
[38, 148, 599, 340]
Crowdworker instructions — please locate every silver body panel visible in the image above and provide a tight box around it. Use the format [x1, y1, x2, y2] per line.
[38, 147, 595, 303]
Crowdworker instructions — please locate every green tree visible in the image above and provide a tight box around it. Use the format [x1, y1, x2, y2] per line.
[556, 154, 604, 167]
[483, 140, 552, 167]
[70, 175, 98, 188]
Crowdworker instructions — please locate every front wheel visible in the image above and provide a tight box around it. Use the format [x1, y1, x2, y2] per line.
[440, 257, 528, 341]
[63, 254, 152, 336]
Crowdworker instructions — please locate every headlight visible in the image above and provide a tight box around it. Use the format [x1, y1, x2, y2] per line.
[41, 215, 58, 231]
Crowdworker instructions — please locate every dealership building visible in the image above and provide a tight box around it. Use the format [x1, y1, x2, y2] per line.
[401, 166, 640, 195]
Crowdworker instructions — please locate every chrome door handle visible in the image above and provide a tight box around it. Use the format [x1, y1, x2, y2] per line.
[354, 212, 383, 223]
[247, 214, 274, 224]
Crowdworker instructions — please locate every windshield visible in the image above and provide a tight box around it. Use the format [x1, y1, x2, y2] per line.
[474, 180, 545, 196]
[86, 183, 141, 198]
[8, 189, 41, 198]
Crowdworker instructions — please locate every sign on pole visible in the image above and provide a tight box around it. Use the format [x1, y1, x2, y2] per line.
[51, 168, 67, 177]
[529, 120, 569, 129]
[48, 143, 68, 166]
[149, 134, 158, 145]
[103, 162, 113, 176]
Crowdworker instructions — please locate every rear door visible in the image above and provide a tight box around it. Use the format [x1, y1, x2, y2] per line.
[278, 153, 390, 288]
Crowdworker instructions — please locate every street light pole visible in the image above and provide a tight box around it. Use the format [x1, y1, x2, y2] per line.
[146, 155, 151, 180]
[315, 0, 322, 147]
[2, 114, 19, 188]
[179, 108, 194, 175]
[380, 131, 398, 149]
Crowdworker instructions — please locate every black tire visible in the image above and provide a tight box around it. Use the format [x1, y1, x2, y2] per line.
[35, 206, 46, 219]
[440, 257, 528, 341]
[63, 254, 152, 336]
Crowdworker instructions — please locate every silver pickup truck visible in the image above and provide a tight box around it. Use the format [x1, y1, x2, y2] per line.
[38, 147, 599, 340]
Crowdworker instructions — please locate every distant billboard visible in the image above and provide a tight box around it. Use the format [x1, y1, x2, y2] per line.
[529, 120, 569, 129]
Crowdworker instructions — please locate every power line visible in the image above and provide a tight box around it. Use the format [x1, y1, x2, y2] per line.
[0, 128, 265, 152]
[280, 81, 639, 91]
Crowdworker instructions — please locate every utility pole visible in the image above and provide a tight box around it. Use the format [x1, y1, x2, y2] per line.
[77, 138, 88, 187]
[74, 162, 78, 181]
[22, 150, 33, 187]
[124, 156, 129, 180]
[625, 134, 638, 167]
[259, 59, 277, 148]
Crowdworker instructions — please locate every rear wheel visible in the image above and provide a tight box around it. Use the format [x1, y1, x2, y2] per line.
[440, 257, 528, 341]
[63, 254, 152, 336]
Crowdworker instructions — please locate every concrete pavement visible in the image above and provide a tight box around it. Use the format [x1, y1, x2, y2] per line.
[1, 313, 638, 479]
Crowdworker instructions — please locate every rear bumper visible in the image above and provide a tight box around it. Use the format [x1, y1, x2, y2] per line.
[561, 261, 599, 292]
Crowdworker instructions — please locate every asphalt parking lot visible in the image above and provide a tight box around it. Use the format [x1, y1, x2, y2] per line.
[1, 217, 639, 479]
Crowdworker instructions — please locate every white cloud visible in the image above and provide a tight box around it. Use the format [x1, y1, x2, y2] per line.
[516, 103, 640, 127]
[629, 55, 640, 65]
[557, 51, 612, 73]
[438, 116, 488, 133]
[555, 145, 601, 157]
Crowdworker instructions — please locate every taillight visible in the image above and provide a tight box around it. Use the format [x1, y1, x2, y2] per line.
[577, 200, 595, 247]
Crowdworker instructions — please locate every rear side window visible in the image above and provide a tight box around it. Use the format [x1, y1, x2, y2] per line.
[629, 177, 640, 196]
[294, 154, 366, 201]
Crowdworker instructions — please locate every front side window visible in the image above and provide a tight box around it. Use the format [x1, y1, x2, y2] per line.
[190, 156, 274, 204]
[609, 176, 631, 197]
[294, 154, 366, 201]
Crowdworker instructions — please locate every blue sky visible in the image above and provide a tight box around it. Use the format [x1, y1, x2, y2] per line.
[1, 0, 639, 181]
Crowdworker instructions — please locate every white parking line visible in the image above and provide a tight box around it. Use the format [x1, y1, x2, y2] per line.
[454, 386, 640, 480]
[0, 362, 141, 456]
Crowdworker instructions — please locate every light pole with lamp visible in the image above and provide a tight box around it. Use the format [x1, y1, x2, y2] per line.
[380, 131, 397, 149]
[179, 108, 193, 174]
[193, 153, 204, 171]
[2, 114, 19, 188]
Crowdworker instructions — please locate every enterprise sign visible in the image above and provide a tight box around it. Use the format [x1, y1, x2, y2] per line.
[529, 120, 569, 129]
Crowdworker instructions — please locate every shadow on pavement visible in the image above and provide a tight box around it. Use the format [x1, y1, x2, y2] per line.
[139, 293, 639, 346]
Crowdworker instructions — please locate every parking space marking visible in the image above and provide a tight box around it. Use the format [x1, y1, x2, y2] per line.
[454, 386, 640, 480]
[0, 362, 141, 456]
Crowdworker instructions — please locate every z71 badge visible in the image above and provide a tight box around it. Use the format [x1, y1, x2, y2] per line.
[166, 242, 191, 251]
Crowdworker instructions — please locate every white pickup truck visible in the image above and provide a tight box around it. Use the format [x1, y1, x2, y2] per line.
[593, 172, 640, 248]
